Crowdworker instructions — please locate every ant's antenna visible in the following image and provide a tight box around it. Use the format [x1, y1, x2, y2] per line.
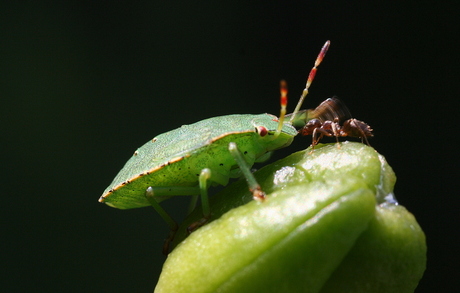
[289, 40, 330, 123]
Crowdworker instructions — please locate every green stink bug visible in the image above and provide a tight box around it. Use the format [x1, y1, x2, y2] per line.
[99, 41, 330, 252]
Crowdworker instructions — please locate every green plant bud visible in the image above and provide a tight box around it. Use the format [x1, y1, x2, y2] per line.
[155, 142, 426, 293]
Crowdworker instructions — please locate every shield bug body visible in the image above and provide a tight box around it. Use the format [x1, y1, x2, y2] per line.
[100, 113, 297, 210]
[99, 41, 330, 252]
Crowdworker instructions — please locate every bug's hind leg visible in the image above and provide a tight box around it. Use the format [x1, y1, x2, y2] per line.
[228, 142, 266, 201]
[145, 187, 178, 255]
[186, 195, 199, 216]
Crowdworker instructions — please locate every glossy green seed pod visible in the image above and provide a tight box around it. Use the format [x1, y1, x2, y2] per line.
[155, 142, 426, 293]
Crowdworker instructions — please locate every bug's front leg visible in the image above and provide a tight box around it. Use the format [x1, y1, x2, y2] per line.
[228, 142, 266, 201]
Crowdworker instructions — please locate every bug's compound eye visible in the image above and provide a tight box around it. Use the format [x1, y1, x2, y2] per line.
[255, 126, 268, 137]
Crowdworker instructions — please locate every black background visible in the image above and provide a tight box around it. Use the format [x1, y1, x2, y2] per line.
[2, 1, 457, 292]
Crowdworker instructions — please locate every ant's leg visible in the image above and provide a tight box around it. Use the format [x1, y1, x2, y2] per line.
[343, 119, 373, 146]
[313, 128, 332, 147]
[361, 131, 371, 145]
[353, 120, 372, 146]
[331, 122, 341, 148]
[309, 129, 323, 153]
[311, 129, 320, 148]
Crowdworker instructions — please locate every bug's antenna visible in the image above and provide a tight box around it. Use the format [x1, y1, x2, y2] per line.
[274, 80, 288, 137]
[289, 40, 330, 123]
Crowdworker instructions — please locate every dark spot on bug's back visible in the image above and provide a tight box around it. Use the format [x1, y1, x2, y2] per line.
[244, 151, 248, 155]
[220, 163, 223, 166]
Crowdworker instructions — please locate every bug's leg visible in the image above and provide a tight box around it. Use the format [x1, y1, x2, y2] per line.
[228, 142, 266, 201]
[198, 168, 212, 218]
[186, 195, 199, 215]
[187, 168, 212, 233]
[145, 187, 178, 255]
[255, 151, 273, 163]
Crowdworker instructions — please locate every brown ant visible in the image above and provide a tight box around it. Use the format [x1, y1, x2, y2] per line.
[296, 97, 373, 147]
[276, 40, 372, 149]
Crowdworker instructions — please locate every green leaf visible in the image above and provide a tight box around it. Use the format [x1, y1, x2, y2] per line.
[155, 142, 426, 293]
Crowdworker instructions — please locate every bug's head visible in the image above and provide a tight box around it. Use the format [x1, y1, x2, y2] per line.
[252, 114, 298, 152]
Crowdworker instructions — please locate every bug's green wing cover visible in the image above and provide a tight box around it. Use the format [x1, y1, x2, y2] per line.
[100, 114, 297, 209]
[156, 142, 426, 293]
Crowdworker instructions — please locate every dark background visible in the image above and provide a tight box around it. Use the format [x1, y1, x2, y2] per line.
[2, 1, 457, 292]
